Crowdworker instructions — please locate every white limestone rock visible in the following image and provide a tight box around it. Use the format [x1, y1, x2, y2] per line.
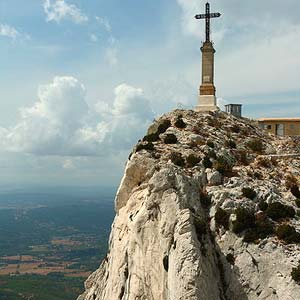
[78, 110, 300, 300]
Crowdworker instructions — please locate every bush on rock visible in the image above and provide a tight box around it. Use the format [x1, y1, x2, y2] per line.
[266, 202, 295, 221]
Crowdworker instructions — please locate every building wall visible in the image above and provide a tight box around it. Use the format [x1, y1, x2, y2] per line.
[258, 121, 300, 136]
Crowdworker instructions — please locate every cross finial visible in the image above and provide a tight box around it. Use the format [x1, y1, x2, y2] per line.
[195, 2, 221, 42]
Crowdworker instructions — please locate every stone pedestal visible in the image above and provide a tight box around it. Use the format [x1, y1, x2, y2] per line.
[195, 95, 219, 112]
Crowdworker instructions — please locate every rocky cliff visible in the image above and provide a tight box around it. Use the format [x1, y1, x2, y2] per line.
[78, 110, 300, 300]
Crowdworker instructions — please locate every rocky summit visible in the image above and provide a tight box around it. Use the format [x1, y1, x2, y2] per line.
[78, 110, 300, 300]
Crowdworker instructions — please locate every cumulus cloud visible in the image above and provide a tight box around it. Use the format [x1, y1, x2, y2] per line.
[0, 24, 29, 41]
[0, 24, 19, 39]
[0, 77, 154, 157]
[43, 0, 88, 24]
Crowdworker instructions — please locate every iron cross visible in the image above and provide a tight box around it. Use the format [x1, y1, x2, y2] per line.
[195, 2, 221, 42]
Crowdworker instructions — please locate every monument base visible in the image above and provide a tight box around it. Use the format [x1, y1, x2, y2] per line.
[195, 95, 219, 112]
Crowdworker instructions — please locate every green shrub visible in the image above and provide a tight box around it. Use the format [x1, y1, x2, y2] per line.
[256, 157, 272, 168]
[164, 134, 178, 144]
[253, 171, 263, 179]
[207, 141, 215, 148]
[186, 154, 200, 168]
[170, 152, 185, 167]
[150, 119, 171, 135]
[276, 224, 300, 244]
[144, 119, 171, 142]
[266, 202, 295, 221]
[230, 124, 240, 133]
[207, 149, 217, 159]
[246, 138, 264, 152]
[207, 117, 221, 128]
[232, 208, 255, 234]
[174, 118, 187, 129]
[143, 133, 159, 142]
[136, 142, 154, 152]
[199, 190, 211, 208]
[296, 199, 300, 208]
[226, 139, 236, 149]
[258, 201, 268, 211]
[203, 156, 213, 169]
[226, 253, 235, 265]
[214, 156, 232, 175]
[242, 187, 257, 200]
[215, 208, 230, 230]
[291, 263, 300, 284]
[194, 217, 207, 241]
[291, 185, 300, 199]
[243, 216, 274, 243]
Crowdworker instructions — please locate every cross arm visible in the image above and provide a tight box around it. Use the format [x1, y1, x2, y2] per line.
[195, 12, 221, 19]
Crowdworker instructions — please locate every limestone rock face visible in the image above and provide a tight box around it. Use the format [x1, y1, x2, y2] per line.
[78, 110, 300, 300]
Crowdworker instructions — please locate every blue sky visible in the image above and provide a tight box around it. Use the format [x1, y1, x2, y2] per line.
[0, 0, 299, 189]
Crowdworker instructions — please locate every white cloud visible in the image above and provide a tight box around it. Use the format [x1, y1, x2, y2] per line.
[95, 16, 111, 32]
[105, 37, 118, 66]
[0, 24, 19, 39]
[0, 77, 154, 157]
[43, 0, 88, 24]
[0, 24, 29, 41]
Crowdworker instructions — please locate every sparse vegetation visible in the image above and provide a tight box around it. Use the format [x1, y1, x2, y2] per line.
[199, 190, 211, 208]
[285, 173, 298, 190]
[213, 156, 232, 175]
[194, 217, 207, 241]
[291, 185, 300, 199]
[291, 262, 300, 284]
[174, 118, 187, 129]
[232, 208, 255, 234]
[225, 139, 236, 149]
[144, 119, 171, 142]
[230, 124, 240, 133]
[242, 187, 257, 200]
[246, 138, 264, 153]
[235, 150, 249, 166]
[266, 202, 295, 221]
[186, 154, 200, 168]
[276, 224, 300, 244]
[243, 215, 274, 243]
[164, 134, 178, 144]
[203, 156, 213, 169]
[258, 201, 268, 212]
[226, 253, 235, 265]
[253, 171, 263, 180]
[256, 157, 272, 168]
[170, 152, 185, 167]
[215, 208, 230, 230]
[207, 140, 215, 148]
[207, 149, 217, 159]
[136, 142, 154, 152]
[207, 117, 221, 128]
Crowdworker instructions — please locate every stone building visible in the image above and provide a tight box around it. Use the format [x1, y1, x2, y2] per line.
[258, 118, 300, 136]
[225, 104, 242, 118]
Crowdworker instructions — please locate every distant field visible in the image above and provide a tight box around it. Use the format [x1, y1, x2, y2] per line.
[0, 189, 115, 300]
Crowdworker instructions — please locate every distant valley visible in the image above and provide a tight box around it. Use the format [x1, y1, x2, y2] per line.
[0, 188, 115, 300]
